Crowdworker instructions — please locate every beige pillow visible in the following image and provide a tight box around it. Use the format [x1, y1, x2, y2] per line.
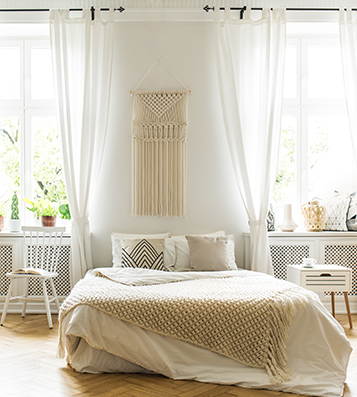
[172, 231, 227, 271]
[185, 235, 230, 271]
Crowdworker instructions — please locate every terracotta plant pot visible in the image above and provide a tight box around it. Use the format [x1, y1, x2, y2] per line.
[41, 215, 56, 227]
[0, 215, 4, 231]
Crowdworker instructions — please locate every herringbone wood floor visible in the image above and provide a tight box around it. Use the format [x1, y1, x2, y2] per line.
[0, 314, 356, 397]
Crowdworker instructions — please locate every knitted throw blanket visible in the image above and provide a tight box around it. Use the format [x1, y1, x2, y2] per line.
[58, 273, 312, 384]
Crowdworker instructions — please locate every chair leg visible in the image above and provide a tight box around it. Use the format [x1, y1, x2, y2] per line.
[22, 277, 30, 318]
[41, 279, 52, 329]
[1, 279, 14, 326]
[49, 279, 60, 312]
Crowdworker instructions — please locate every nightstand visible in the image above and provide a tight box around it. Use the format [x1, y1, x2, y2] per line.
[287, 264, 353, 328]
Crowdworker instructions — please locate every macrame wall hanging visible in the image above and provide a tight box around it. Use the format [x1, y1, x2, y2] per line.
[131, 58, 189, 217]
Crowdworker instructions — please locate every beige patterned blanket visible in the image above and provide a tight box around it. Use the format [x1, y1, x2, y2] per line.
[58, 271, 314, 384]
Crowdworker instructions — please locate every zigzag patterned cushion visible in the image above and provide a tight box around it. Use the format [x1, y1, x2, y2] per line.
[121, 238, 166, 271]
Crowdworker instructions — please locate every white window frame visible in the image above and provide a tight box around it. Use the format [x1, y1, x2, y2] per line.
[0, 36, 58, 225]
[0, 40, 23, 108]
[279, 30, 354, 222]
[25, 40, 56, 108]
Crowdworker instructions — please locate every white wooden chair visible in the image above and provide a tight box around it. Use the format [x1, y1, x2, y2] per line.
[1, 226, 66, 329]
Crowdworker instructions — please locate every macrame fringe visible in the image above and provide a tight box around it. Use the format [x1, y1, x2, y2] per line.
[132, 90, 188, 217]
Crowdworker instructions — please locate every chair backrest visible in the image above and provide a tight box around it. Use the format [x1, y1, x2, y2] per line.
[22, 226, 66, 273]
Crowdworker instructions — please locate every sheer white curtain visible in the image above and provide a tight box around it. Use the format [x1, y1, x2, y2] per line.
[50, 9, 114, 285]
[339, 9, 357, 167]
[214, 7, 286, 274]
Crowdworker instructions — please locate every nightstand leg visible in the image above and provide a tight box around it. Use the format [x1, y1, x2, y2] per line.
[331, 292, 335, 318]
[343, 292, 353, 329]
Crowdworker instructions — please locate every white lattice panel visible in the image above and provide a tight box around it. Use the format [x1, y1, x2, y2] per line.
[324, 244, 357, 296]
[243, 232, 357, 301]
[270, 244, 311, 280]
[27, 245, 71, 297]
[0, 245, 12, 296]
[0, 239, 71, 298]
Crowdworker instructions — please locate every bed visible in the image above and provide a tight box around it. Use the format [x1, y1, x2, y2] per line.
[58, 232, 352, 397]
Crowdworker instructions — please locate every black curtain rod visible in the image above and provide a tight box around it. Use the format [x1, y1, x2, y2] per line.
[204, 5, 357, 18]
[0, 6, 125, 20]
[0, 7, 125, 12]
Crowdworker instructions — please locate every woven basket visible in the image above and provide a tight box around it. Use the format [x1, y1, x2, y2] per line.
[301, 201, 326, 231]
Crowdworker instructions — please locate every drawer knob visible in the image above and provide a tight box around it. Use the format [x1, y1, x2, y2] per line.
[320, 273, 332, 277]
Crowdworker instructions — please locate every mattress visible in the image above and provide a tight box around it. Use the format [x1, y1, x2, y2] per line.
[59, 268, 352, 397]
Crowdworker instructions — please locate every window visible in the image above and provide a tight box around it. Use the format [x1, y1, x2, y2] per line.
[273, 24, 357, 224]
[0, 32, 66, 223]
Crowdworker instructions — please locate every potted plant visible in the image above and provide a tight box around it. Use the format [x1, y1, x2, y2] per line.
[24, 198, 59, 227]
[0, 203, 4, 232]
[8, 192, 21, 232]
[59, 203, 71, 220]
[58, 202, 71, 231]
[39, 201, 59, 227]
[23, 198, 41, 220]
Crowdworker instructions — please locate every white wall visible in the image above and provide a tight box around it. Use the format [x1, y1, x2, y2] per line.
[90, 20, 247, 268]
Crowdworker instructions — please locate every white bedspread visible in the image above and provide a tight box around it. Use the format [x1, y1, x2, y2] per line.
[93, 266, 262, 285]
[59, 268, 352, 397]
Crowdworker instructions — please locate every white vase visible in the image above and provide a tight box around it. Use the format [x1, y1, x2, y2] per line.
[279, 204, 298, 232]
[8, 219, 21, 232]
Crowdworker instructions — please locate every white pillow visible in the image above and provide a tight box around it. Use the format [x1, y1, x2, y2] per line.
[227, 235, 238, 270]
[171, 235, 192, 271]
[162, 238, 176, 271]
[111, 232, 174, 270]
[324, 198, 351, 231]
[172, 231, 237, 271]
[335, 191, 357, 230]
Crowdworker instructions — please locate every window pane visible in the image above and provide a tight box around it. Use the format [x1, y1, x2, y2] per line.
[31, 48, 54, 100]
[283, 45, 297, 99]
[0, 24, 49, 37]
[307, 114, 355, 199]
[273, 115, 297, 205]
[0, 47, 21, 100]
[0, 117, 20, 217]
[32, 116, 66, 203]
[307, 44, 344, 99]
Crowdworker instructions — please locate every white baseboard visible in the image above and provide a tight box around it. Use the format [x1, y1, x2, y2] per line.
[319, 294, 357, 315]
[0, 298, 66, 315]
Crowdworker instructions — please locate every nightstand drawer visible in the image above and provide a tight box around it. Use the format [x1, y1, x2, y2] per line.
[287, 264, 352, 292]
[303, 273, 348, 291]
[287, 264, 353, 328]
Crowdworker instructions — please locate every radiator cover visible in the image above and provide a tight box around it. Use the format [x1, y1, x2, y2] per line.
[0, 237, 71, 298]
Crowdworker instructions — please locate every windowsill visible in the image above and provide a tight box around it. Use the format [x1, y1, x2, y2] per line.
[243, 229, 357, 237]
[0, 230, 71, 237]
[0, 231, 23, 237]
[269, 229, 357, 237]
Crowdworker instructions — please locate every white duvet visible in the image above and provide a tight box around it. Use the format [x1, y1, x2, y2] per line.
[59, 268, 352, 397]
